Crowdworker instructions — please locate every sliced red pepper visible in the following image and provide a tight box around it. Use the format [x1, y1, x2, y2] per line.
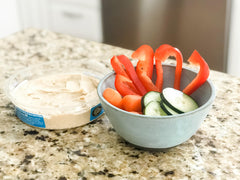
[155, 44, 183, 91]
[154, 44, 172, 92]
[111, 56, 129, 78]
[132, 45, 158, 92]
[183, 50, 210, 95]
[136, 73, 159, 92]
[115, 74, 141, 96]
[132, 44, 154, 79]
[117, 55, 147, 96]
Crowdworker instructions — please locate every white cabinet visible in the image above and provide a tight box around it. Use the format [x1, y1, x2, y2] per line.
[17, 0, 103, 42]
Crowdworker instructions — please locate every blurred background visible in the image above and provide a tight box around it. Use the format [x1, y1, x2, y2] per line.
[0, 0, 239, 77]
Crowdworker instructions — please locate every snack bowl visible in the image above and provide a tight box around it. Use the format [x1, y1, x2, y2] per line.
[97, 64, 215, 149]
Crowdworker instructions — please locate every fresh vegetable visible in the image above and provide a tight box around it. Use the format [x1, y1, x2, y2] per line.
[154, 44, 171, 92]
[136, 72, 159, 92]
[143, 101, 167, 116]
[183, 50, 210, 95]
[132, 45, 159, 92]
[155, 44, 183, 91]
[103, 44, 209, 116]
[121, 95, 142, 112]
[115, 74, 140, 96]
[103, 88, 123, 109]
[141, 91, 165, 116]
[161, 87, 198, 114]
[132, 44, 154, 78]
[111, 56, 129, 78]
[117, 55, 147, 96]
[160, 101, 179, 116]
[141, 91, 161, 109]
[141, 88, 198, 116]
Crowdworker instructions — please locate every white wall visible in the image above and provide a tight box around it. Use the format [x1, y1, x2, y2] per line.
[227, 0, 240, 77]
[0, 0, 20, 38]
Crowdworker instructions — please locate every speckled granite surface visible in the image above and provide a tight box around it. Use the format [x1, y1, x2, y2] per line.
[0, 29, 239, 179]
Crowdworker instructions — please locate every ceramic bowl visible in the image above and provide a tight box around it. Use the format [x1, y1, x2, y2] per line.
[97, 64, 215, 149]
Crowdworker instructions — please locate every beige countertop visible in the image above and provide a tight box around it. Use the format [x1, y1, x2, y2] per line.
[0, 28, 239, 179]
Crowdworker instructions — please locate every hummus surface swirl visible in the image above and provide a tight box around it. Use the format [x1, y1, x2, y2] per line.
[12, 73, 99, 115]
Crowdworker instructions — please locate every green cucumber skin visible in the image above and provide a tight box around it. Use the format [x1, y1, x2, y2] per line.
[160, 93, 184, 114]
[141, 88, 198, 117]
[160, 101, 172, 115]
[160, 101, 179, 115]
[161, 88, 198, 113]
[141, 91, 161, 109]
[143, 101, 167, 116]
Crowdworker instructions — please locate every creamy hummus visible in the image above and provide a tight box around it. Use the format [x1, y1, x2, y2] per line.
[12, 73, 100, 129]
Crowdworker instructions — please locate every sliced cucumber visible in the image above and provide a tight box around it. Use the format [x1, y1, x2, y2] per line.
[160, 101, 179, 115]
[161, 87, 198, 113]
[143, 101, 167, 116]
[141, 91, 161, 108]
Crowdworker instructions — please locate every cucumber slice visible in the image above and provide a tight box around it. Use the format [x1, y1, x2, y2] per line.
[141, 91, 161, 108]
[143, 101, 167, 116]
[160, 101, 179, 115]
[161, 87, 198, 113]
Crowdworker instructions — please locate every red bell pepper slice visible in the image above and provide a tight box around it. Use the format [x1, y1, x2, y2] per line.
[136, 72, 159, 92]
[132, 45, 158, 92]
[183, 50, 210, 95]
[117, 55, 147, 96]
[115, 74, 141, 96]
[111, 56, 129, 78]
[132, 44, 154, 79]
[155, 44, 183, 91]
[154, 44, 172, 91]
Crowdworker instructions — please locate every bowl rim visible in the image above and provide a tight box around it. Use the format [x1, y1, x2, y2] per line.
[97, 64, 216, 119]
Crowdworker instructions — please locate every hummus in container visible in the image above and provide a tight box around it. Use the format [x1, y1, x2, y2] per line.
[5, 60, 106, 129]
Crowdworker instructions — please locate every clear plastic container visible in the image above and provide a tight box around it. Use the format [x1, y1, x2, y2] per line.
[5, 60, 107, 129]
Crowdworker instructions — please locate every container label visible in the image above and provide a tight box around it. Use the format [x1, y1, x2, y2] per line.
[15, 107, 46, 128]
[90, 103, 104, 121]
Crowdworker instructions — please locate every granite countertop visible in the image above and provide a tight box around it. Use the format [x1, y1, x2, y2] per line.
[0, 29, 239, 179]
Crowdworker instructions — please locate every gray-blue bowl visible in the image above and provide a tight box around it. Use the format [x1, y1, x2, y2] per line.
[97, 64, 215, 149]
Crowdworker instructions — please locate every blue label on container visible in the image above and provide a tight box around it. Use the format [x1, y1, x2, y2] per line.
[15, 107, 46, 128]
[90, 103, 104, 121]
